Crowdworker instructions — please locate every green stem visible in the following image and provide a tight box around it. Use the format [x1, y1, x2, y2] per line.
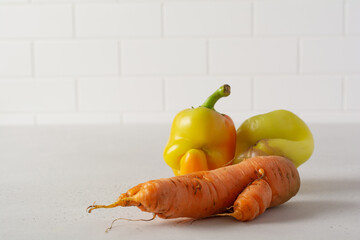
[201, 84, 231, 110]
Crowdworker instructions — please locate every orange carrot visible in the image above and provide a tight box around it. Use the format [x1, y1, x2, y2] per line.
[220, 176, 273, 221]
[87, 156, 300, 221]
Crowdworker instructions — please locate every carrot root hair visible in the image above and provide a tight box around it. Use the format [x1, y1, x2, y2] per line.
[105, 213, 156, 233]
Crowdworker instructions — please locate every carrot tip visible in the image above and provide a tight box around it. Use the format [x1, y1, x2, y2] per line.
[86, 201, 96, 213]
[87, 205, 96, 213]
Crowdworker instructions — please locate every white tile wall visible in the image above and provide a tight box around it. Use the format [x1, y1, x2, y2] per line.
[37, 113, 121, 125]
[346, 76, 360, 110]
[0, 42, 31, 76]
[121, 39, 206, 75]
[255, 0, 343, 35]
[0, 5, 72, 38]
[254, 76, 343, 111]
[0, 114, 34, 125]
[0, 79, 76, 112]
[0, 0, 359, 125]
[78, 78, 124, 112]
[301, 38, 360, 73]
[75, 4, 161, 37]
[34, 40, 119, 76]
[346, 0, 360, 34]
[35, 79, 76, 112]
[33, 0, 116, 2]
[0, 0, 28, 2]
[78, 77, 163, 112]
[0, 80, 34, 112]
[164, 2, 252, 36]
[209, 38, 297, 74]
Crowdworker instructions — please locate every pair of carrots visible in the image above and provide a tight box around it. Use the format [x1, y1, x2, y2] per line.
[88, 155, 300, 224]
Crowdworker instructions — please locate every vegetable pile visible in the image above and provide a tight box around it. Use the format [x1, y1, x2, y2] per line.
[87, 84, 314, 228]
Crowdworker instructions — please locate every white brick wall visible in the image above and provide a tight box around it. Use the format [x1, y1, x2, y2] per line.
[121, 39, 206, 75]
[301, 38, 360, 73]
[346, 76, 360, 110]
[255, 0, 343, 35]
[0, 79, 76, 112]
[0, 42, 31, 76]
[78, 77, 163, 112]
[254, 76, 343, 110]
[164, 2, 252, 36]
[75, 4, 161, 37]
[209, 38, 297, 74]
[346, 0, 360, 34]
[34, 40, 119, 76]
[0, 5, 72, 38]
[0, 80, 34, 112]
[0, 0, 359, 125]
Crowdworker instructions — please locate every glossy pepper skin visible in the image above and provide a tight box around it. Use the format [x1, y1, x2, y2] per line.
[234, 110, 314, 168]
[164, 85, 236, 176]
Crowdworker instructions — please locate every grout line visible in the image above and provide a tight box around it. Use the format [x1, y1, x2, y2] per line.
[0, 2, 31, 5]
[1, 73, 359, 79]
[1, 35, 356, 41]
[0, 1, 118, 5]
[0, 76, 81, 80]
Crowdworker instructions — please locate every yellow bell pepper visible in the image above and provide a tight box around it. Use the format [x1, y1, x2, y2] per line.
[234, 109, 314, 167]
[164, 85, 236, 176]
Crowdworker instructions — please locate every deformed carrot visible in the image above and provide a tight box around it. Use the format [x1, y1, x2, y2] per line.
[217, 174, 273, 221]
[87, 156, 300, 222]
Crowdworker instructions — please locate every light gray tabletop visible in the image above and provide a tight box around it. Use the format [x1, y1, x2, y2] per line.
[1, 124, 359, 240]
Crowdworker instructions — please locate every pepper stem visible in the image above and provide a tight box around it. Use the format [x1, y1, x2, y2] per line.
[201, 84, 231, 110]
